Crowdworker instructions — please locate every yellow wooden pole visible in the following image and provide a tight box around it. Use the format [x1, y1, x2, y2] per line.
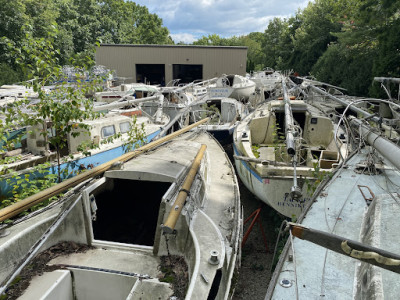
[0, 118, 210, 222]
[162, 144, 207, 234]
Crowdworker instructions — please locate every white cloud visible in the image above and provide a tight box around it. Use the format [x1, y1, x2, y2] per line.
[136, 0, 313, 41]
[170, 33, 198, 44]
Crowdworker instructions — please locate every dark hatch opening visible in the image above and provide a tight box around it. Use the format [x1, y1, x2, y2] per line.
[206, 99, 222, 113]
[275, 111, 306, 138]
[92, 179, 171, 246]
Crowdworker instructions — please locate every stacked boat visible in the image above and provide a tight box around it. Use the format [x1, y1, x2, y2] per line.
[3, 70, 400, 299]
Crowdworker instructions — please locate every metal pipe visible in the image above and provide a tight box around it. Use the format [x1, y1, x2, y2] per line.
[288, 222, 400, 274]
[93, 95, 160, 112]
[349, 116, 400, 170]
[282, 77, 296, 155]
[173, 77, 218, 93]
[309, 85, 381, 124]
[374, 77, 400, 100]
[162, 144, 207, 233]
[374, 77, 400, 84]
[0, 117, 210, 222]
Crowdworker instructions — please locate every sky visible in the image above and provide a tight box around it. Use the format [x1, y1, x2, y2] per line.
[133, 0, 311, 44]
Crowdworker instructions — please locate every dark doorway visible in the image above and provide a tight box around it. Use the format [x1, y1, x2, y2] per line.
[173, 64, 203, 84]
[136, 64, 165, 86]
[275, 111, 306, 138]
[92, 179, 171, 246]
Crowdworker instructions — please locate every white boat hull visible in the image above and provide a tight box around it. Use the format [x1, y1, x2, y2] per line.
[230, 84, 256, 101]
[233, 145, 311, 218]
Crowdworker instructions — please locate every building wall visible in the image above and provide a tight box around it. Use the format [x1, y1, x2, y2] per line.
[95, 44, 248, 84]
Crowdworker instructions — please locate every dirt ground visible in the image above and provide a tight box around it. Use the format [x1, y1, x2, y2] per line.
[223, 144, 283, 300]
[231, 179, 281, 300]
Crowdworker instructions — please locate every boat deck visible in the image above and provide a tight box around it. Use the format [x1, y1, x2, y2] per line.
[48, 247, 161, 277]
[268, 148, 400, 299]
[20, 246, 168, 300]
[6, 130, 240, 300]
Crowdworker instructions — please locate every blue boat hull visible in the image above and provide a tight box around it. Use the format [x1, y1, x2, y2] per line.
[0, 130, 160, 198]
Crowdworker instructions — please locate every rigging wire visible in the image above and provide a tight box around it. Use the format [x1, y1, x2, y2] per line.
[289, 229, 300, 300]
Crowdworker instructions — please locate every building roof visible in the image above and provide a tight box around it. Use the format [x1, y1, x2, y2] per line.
[99, 44, 248, 50]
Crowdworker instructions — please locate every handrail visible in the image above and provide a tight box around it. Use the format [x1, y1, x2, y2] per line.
[0, 118, 210, 222]
[161, 144, 207, 233]
[309, 85, 381, 124]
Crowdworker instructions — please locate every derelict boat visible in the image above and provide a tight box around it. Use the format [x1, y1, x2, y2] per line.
[0, 129, 241, 300]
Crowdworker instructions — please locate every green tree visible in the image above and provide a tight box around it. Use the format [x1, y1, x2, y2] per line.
[0, 0, 174, 84]
[262, 18, 289, 70]
[194, 33, 265, 72]
[0, 63, 22, 86]
[2, 24, 104, 182]
[288, 1, 342, 75]
[193, 34, 228, 46]
[310, 0, 400, 96]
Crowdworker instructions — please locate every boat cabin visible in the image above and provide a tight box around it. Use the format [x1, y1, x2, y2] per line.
[249, 100, 339, 169]
[191, 97, 245, 125]
[26, 114, 139, 156]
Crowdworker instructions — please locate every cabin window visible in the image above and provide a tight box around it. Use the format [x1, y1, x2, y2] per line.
[47, 127, 56, 138]
[101, 125, 116, 138]
[119, 122, 131, 134]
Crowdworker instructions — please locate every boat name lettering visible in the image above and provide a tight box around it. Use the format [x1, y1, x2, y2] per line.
[277, 201, 305, 208]
[276, 193, 309, 208]
[209, 89, 230, 97]
[211, 88, 229, 93]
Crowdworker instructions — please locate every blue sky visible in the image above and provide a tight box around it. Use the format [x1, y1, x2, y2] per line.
[133, 0, 311, 43]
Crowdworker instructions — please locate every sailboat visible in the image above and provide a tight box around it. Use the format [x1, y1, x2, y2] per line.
[0, 96, 170, 198]
[0, 123, 242, 299]
[210, 74, 256, 102]
[266, 88, 400, 299]
[233, 76, 347, 218]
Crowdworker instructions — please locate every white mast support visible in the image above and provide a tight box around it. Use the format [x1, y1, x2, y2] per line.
[153, 105, 193, 140]
[92, 94, 160, 112]
[154, 94, 165, 124]
[173, 77, 218, 93]
[349, 116, 400, 170]
[282, 77, 302, 199]
[281, 77, 296, 156]
[309, 85, 382, 124]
